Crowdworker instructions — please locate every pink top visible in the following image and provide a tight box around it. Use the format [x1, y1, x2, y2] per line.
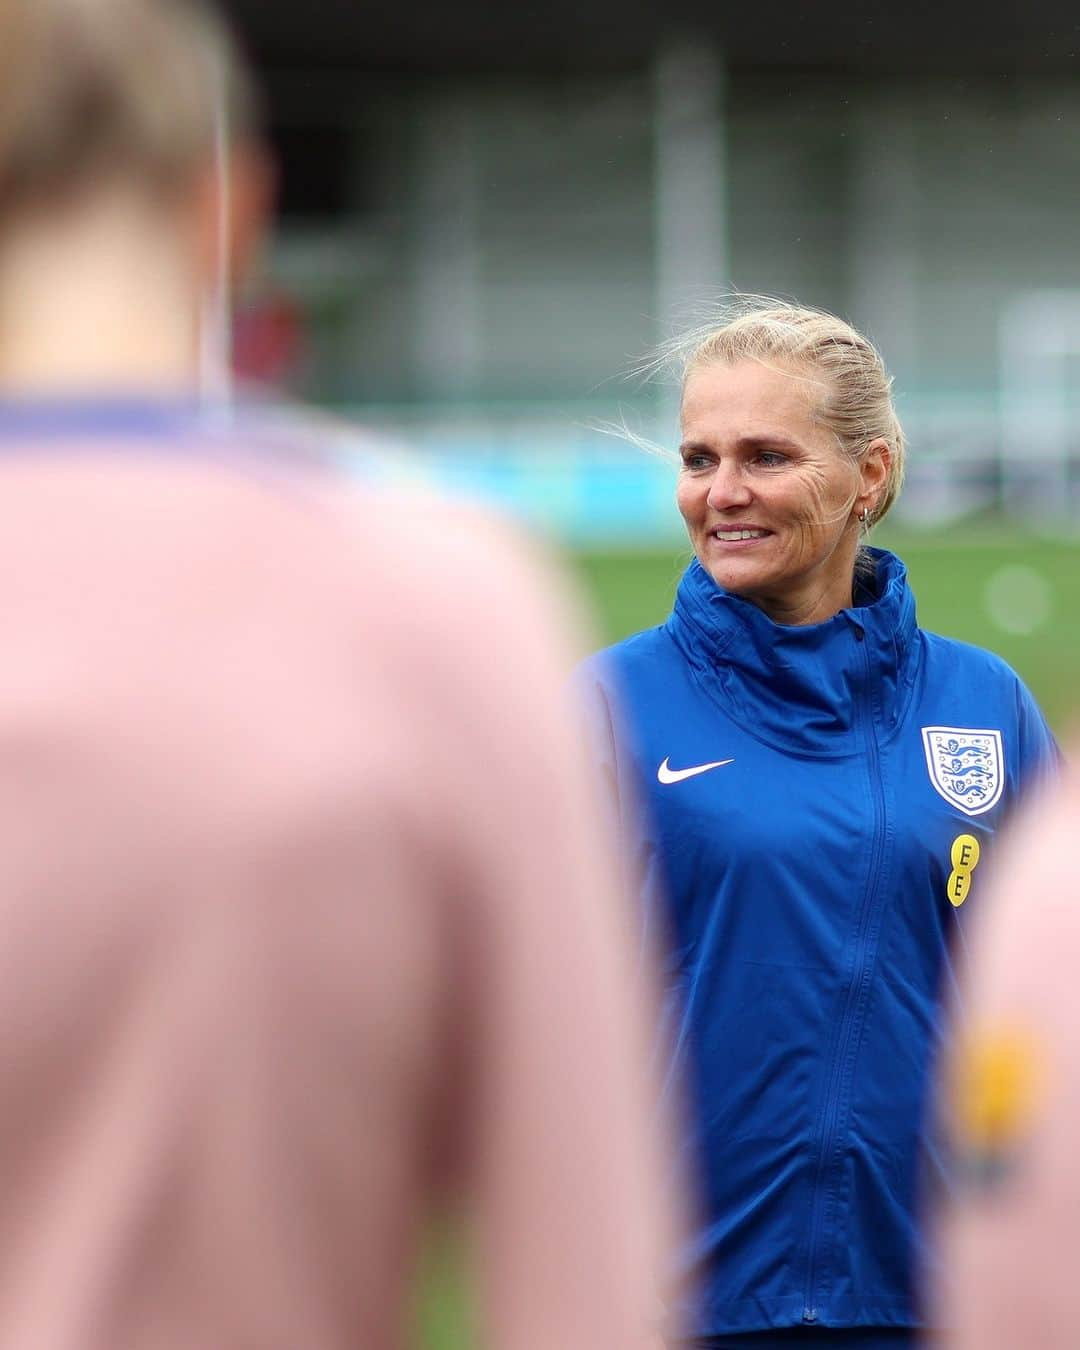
[937, 764, 1079, 1349]
[0, 437, 674, 1349]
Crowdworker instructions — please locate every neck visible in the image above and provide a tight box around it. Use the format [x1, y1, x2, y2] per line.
[754, 582, 855, 627]
[0, 189, 203, 399]
[748, 532, 863, 626]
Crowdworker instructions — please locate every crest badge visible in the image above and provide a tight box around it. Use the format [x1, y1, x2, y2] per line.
[921, 727, 1005, 817]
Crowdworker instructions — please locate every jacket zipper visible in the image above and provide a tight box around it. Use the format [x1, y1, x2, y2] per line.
[801, 633, 888, 1323]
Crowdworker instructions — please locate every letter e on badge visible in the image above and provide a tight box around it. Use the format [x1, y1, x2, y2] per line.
[947, 832, 981, 907]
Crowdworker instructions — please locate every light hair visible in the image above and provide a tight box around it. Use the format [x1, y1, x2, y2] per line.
[0, 0, 258, 216]
[670, 295, 906, 529]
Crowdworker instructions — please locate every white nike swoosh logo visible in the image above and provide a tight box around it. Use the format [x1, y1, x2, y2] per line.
[657, 756, 735, 785]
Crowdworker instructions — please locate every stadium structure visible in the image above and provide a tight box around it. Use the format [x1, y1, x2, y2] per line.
[225, 0, 1080, 537]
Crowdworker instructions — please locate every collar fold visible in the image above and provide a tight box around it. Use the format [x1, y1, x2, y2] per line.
[666, 548, 920, 755]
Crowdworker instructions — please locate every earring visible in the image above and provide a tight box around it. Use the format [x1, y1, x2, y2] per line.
[858, 506, 869, 523]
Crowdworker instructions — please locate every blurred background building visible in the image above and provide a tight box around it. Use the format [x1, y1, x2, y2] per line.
[223, 0, 1080, 542]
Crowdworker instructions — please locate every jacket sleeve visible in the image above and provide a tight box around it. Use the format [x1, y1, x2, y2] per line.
[569, 657, 677, 972]
[1013, 675, 1063, 792]
[568, 657, 625, 844]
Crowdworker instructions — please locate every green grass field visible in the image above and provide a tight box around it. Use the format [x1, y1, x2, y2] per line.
[418, 524, 1078, 1349]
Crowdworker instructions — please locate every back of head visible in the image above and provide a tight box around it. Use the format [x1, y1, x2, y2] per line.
[675, 296, 907, 529]
[0, 0, 257, 217]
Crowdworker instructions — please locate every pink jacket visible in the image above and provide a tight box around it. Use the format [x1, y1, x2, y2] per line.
[938, 765, 1079, 1349]
[0, 437, 673, 1349]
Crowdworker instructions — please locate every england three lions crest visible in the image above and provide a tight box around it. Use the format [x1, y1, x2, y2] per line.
[921, 727, 1005, 818]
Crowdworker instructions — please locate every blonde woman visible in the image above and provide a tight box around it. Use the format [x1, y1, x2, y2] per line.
[577, 300, 1059, 1349]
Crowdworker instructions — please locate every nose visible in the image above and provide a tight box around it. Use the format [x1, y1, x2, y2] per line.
[705, 459, 753, 512]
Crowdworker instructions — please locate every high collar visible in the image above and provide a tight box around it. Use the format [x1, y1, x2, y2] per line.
[666, 548, 920, 755]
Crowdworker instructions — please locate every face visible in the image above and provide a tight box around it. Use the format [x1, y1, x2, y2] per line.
[676, 358, 886, 626]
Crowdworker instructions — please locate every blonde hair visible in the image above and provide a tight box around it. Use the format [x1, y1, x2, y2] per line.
[672, 295, 906, 529]
[0, 0, 257, 215]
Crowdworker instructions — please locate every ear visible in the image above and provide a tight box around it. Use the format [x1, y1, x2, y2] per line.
[858, 437, 891, 518]
[189, 141, 277, 296]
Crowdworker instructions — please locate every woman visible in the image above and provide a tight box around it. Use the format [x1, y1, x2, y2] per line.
[577, 299, 1059, 1349]
[0, 3, 676, 1347]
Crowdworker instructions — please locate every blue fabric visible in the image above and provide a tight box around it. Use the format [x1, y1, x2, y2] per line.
[0, 395, 347, 488]
[576, 549, 1058, 1341]
[0, 395, 210, 440]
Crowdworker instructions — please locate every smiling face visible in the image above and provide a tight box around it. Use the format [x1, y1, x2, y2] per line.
[677, 358, 888, 625]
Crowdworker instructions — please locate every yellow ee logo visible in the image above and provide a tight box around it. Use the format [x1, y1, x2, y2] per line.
[947, 833, 981, 907]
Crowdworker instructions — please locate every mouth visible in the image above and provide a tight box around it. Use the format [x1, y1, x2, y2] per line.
[710, 527, 772, 543]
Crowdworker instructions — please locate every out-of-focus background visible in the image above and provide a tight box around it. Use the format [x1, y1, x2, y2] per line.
[222, 0, 1080, 739]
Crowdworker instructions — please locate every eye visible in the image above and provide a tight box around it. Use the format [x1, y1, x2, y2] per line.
[754, 450, 789, 468]
[681, 451, 714, 471]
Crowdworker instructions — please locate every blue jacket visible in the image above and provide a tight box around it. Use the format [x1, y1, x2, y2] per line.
[576, 549, 1057, 1343]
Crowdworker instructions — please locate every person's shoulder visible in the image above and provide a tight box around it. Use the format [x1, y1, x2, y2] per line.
[330, 478, 573, 610]
[577, 624, 673, 684]
[916, 629, 1054, 763]
[919, 628, 1028, 688]
[190, 432, 578, 651]
[337, 483, 602, 707]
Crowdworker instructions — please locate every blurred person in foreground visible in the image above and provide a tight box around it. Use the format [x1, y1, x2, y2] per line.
[575, 299, 1059, 1349]
[0, 1, 675, 1346]
[936, 768, 1080, 1349]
